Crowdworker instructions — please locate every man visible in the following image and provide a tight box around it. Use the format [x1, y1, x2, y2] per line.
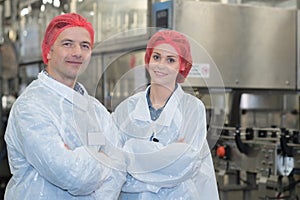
[4, 13, 125, 200]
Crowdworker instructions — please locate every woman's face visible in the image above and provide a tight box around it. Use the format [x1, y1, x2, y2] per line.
[148, 43, 180, 88]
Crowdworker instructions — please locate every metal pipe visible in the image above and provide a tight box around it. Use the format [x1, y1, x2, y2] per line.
[0, 1, 3, 140]
[0, 47, 2, 138]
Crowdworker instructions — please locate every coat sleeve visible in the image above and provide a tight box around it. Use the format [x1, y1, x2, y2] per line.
[6, 102, 111, 196]
[123, 98, 212, 190]
[125, 141, 204, 188]
[92, 100, 127, 200]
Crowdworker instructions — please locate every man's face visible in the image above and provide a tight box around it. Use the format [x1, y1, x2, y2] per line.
[46, 27, 92, 87]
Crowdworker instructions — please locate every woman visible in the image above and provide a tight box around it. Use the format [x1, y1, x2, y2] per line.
[112, 30, 219, 199]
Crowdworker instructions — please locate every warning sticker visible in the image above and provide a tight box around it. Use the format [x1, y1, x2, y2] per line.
[188, 63, 210, 78]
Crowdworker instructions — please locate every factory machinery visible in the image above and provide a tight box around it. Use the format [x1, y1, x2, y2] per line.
[175, 2, 300, 199]
[161, 1, 300, 199]
[211, 125, 300, 199]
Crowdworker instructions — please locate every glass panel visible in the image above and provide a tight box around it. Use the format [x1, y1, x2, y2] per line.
[75, 0, 148, 42]
[100, 0, 148, 40]
[183, 0, 298, 8]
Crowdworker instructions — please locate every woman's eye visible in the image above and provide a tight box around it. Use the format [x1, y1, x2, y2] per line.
[168, 58, 176, 63]
[153, 55, 159, 60]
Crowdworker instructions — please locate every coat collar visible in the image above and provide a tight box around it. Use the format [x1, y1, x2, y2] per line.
[131, 84, 185, 126]
[38, 72, 89, 111]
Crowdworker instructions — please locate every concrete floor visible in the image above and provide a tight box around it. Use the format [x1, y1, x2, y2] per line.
[0, 156, 11, 200]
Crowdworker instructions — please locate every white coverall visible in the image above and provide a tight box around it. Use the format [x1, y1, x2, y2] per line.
[112, 84, 220, 200]
[4, 72, 125, 200]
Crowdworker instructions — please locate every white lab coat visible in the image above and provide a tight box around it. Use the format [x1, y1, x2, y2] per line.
[112, 84, 220, 200]
[4, 72, 125, 200]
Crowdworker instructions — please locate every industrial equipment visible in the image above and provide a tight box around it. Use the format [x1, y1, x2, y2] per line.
[153, 1, 300, 199]
[212, 125, 300, 199]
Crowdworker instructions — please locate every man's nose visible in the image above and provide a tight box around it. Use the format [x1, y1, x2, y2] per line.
[71, 45, 82, 57]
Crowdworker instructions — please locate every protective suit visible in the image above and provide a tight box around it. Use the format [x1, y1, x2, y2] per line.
[4, 72, 125, 200]
[112, 84, 219, 200]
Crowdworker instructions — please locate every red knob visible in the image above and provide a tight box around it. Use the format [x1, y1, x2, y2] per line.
[216, 145, 226, 158]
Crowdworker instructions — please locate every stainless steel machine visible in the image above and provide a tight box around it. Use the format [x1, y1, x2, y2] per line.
[161, 1, 300, 199]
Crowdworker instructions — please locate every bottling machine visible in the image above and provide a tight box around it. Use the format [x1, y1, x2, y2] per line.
[165, 1, 300, 199]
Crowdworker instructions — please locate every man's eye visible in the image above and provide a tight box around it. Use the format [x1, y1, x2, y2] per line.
[63, 42, 72, 47]
[82, 44, 91, 50]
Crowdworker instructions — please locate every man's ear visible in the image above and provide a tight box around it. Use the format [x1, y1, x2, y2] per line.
[47, 48, 53, 60]
[47, 53, 51, 60]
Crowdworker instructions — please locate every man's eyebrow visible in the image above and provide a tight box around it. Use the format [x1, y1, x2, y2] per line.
[60, 39, 73, 42]
[81, 41, 92, 45]
[60, 39, 91, 45]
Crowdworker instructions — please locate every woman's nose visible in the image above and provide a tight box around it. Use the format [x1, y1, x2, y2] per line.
[157, 59, 167, 67]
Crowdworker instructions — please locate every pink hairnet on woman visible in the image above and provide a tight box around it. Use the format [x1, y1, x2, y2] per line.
[111, 29, 220, 199]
